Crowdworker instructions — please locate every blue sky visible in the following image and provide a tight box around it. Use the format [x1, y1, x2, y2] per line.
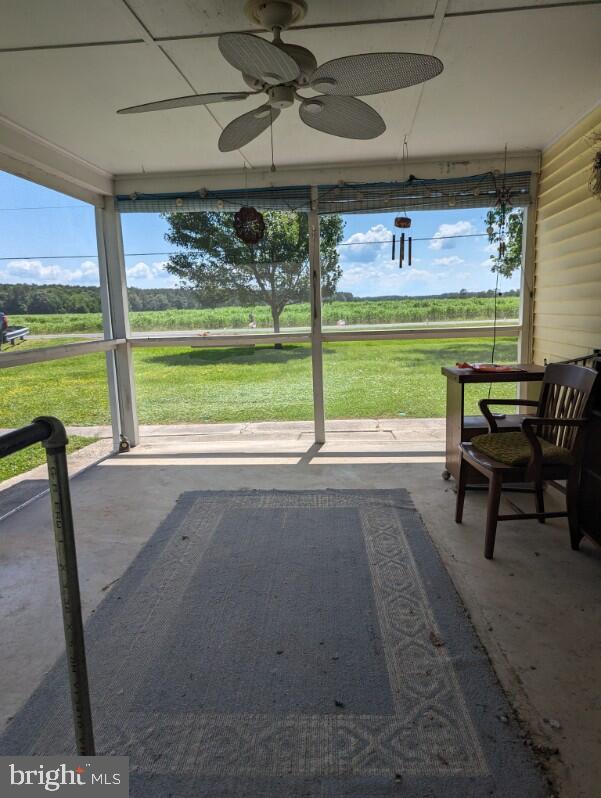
[0, 171, 520, 296]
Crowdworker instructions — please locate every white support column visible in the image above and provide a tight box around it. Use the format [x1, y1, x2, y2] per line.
[95, 203, 139, 448]
[518, 174, 539, 398]
[309, 186, 325, 444]
[95, 207, 120, 452]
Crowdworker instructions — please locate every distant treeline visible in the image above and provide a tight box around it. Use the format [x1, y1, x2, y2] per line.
[333, 289, 520, 302]
[0, 284, 205, 314]
[0, 283, 520, 315]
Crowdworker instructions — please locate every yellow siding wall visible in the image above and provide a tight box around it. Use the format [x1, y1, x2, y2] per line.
[533, 104, 601, 363]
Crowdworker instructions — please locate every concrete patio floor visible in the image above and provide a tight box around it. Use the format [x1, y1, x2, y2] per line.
[1, 420, 600, 798]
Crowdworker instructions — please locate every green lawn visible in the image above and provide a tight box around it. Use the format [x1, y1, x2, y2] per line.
[0, 435, 96, 482]
[0, 336, 518, 428]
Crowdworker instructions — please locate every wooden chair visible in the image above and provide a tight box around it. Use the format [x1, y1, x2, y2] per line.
[455, 363, 599, 559]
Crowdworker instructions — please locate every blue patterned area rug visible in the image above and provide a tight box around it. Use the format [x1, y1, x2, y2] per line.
[1, 490, 547, 797]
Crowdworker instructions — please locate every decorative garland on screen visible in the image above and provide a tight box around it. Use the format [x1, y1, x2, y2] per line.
[233, 206, 266, 245]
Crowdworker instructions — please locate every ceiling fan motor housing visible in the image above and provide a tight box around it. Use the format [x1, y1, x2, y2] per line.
[241, 39, 316, 90]
[245, 0, 307, 31]
[274, 41, 317, 85]
[268, 85, 295, 109]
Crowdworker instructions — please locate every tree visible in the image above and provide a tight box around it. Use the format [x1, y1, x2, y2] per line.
[163, 211, 345, 335]
[485, 207, 523, 278]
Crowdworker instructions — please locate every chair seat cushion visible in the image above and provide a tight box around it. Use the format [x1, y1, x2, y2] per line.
[470, 430, 573, 466]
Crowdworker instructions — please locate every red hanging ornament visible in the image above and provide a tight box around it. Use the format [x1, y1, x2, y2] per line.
[233, 206, 265, 245]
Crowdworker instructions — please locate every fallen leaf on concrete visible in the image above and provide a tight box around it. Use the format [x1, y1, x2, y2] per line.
[532, 744, 560, 759]
[544, 718, 562, 730]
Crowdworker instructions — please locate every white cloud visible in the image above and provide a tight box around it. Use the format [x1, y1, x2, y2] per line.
[1, 259, 99, 285]
[432, 256, 464, 266]
[0, 257, 177, 288]
[125, 260, 176, 286]
[339, 224, 392, 263]
[338, 261, 453, 295]
[429, 221, 476, 250]
[344, 223, 391, 245]
[126, 261, 154, 280]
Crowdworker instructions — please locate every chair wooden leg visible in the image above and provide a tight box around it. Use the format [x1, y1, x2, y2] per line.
[535, 480, 545, 524]
[484, 473, 502, 560]
[566, 470, 582, 551]
[455, 455, 468, 524]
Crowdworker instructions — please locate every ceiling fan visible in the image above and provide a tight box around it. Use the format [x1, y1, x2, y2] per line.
[116, 0, 443, 152]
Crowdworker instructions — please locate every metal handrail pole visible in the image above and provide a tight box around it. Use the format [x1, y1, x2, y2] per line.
[35, 417, 96, 755]
[0, 421, 50, 458]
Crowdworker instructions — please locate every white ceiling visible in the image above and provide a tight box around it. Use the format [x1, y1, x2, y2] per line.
[0, 0, 599, 179]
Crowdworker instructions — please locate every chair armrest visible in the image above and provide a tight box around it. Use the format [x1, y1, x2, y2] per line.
[521, 417, 587, 428]
[521, 417, 588, 478]
[479, 398, 539, 432]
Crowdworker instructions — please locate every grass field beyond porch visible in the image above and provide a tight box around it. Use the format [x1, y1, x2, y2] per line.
[0, 336, 518, 429]
[0, 435, 96, 482]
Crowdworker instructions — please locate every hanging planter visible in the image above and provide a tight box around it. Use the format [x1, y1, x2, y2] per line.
[395, 136, 413, 230]
[233, 206, 265, 245]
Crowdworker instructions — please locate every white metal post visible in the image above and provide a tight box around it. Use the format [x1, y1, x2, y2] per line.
[95, 206, 121, 451]
[95, 203, 139, 448]
[518, 174, 538, 399]
[309, 187, 325, 443]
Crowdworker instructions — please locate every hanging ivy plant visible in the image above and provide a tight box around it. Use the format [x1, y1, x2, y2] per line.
[589, 132, 601, 201]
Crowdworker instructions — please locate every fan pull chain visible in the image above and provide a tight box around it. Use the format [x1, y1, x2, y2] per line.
[270, 107, 276, 173]
[402, 135, 409, 216]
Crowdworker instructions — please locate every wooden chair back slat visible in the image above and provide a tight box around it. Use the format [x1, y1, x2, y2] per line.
[537, 363, 598, 451]
[457, 355, 600, 559]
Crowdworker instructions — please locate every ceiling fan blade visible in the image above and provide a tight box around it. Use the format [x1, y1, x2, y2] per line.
[219, 104, 280, 152]
[219, 32, 300, 85]
[299, 95, 385, 140]
[310, 52, 443, 96]
[117, 91, 253, 114]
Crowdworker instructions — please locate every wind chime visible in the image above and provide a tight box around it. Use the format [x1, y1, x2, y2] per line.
[391, 136, 413, 268]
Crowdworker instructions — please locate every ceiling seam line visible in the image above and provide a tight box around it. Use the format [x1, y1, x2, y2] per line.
[445, 0, 601, 17]
[148, 2, 601, 42]
[153, 14, 435, 40]
[115, 0, 253, 170]
[401, 0, 448, 158]
[0, 2, 597, 53]
[0, 39, 143, 54]
[157, 45, 254, 170]
[118, 0, 155, 41]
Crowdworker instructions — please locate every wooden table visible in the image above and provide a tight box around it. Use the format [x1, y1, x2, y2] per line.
[441, 364, 546, 482]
